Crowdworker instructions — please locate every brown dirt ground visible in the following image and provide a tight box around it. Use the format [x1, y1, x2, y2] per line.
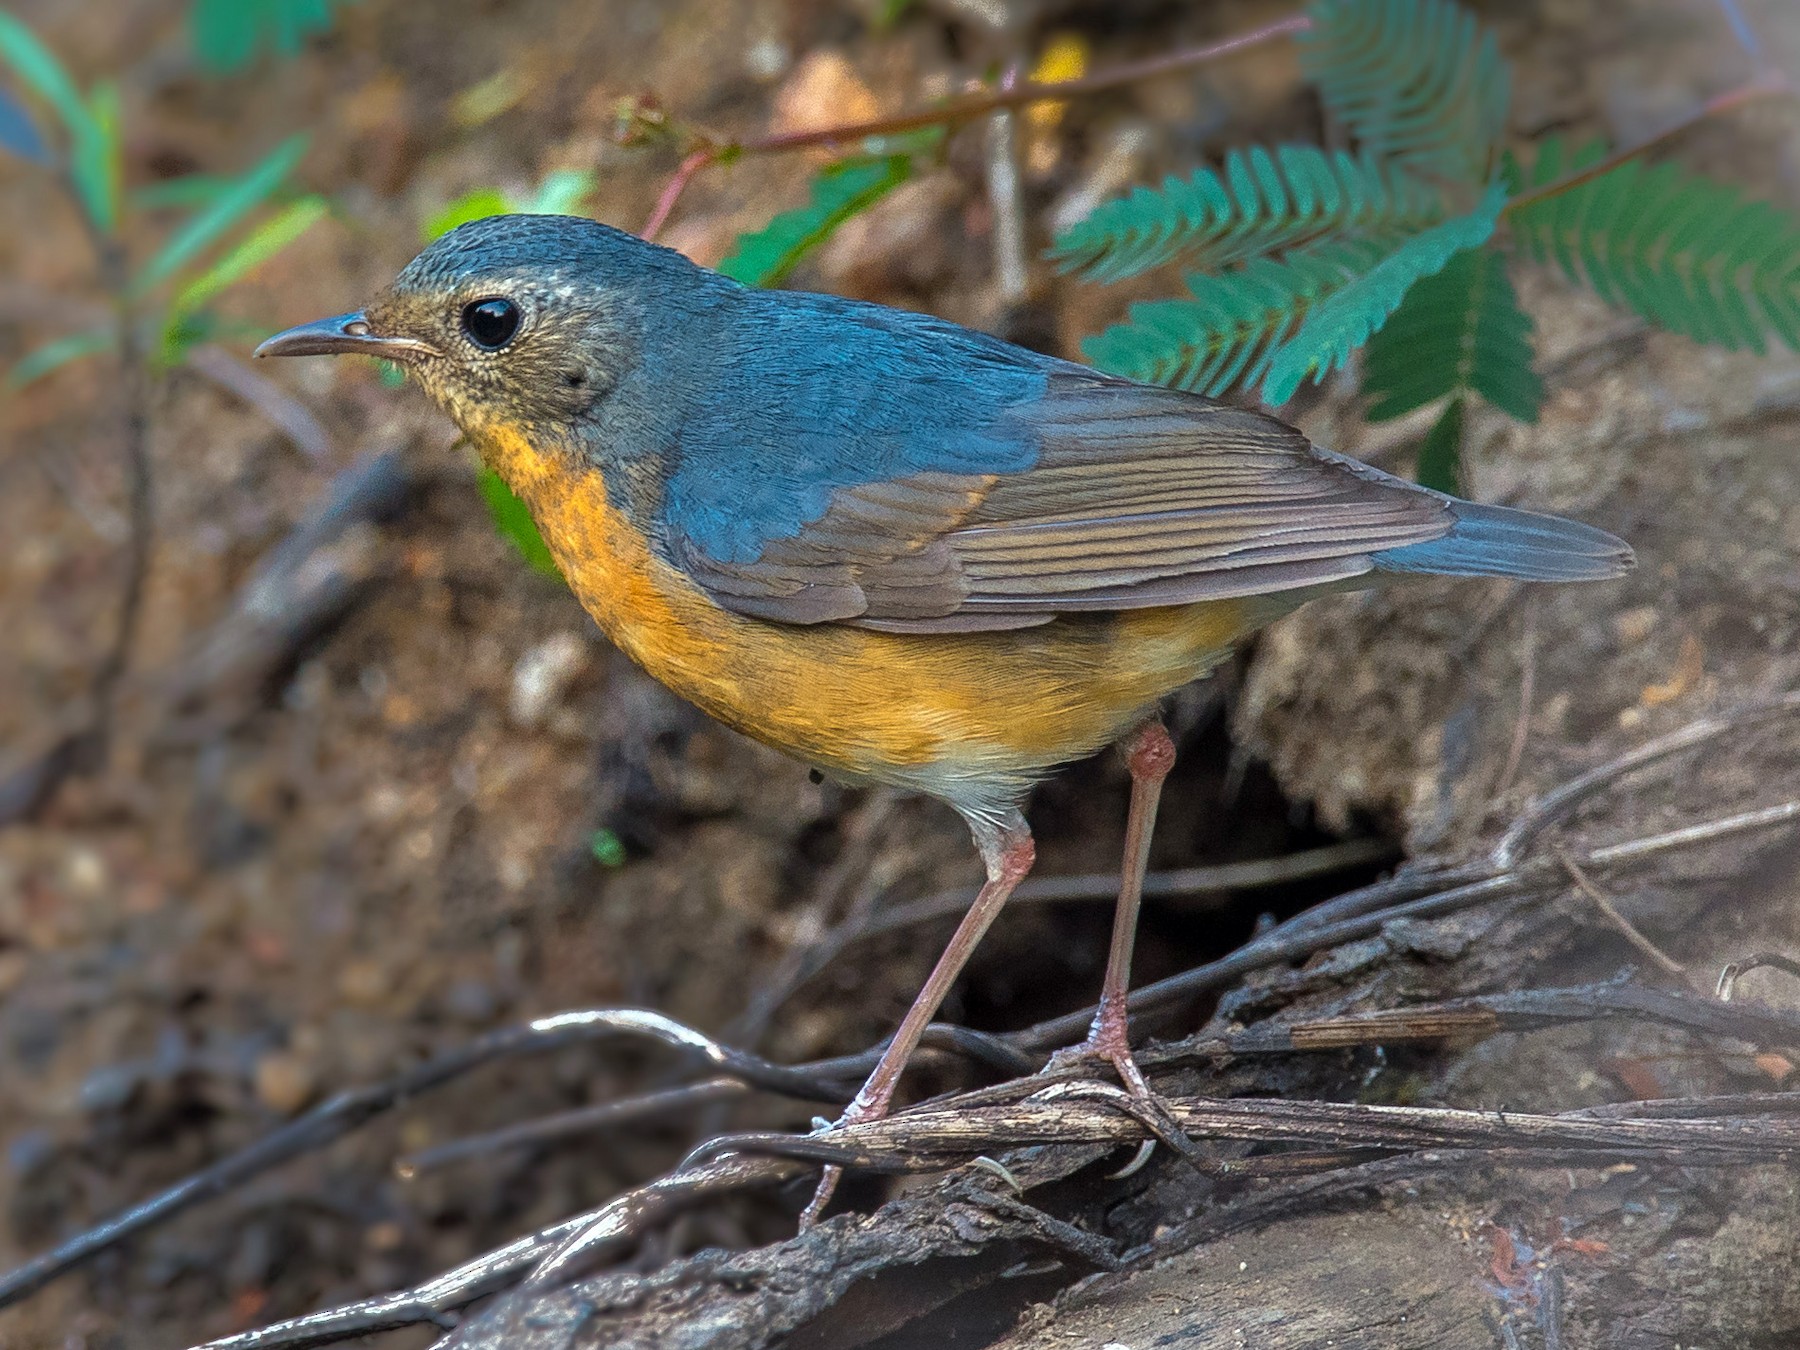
[2, 1, 1798, 1348]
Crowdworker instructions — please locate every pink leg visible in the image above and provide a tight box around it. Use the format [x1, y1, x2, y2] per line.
[801, 813, 1035, 1227]
[1062, 718, 1176, 1096]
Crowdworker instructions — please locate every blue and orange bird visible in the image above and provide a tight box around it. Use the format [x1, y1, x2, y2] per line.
[259, 214, 1631, 1215]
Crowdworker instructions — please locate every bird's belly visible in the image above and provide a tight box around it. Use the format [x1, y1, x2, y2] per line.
[483, 428, 1261, 809]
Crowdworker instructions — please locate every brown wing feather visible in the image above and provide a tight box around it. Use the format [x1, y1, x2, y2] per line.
[680, 374, 1454, 632]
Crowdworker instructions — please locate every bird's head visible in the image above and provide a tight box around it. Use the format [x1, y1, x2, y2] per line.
[256, 213, 722, 442]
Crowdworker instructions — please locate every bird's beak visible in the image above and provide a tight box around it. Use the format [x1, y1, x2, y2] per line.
[254, 312, 438, 362]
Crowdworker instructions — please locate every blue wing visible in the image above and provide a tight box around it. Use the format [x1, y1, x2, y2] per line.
[662, 294, 1050, 566]
[658, 291, 1627, 632]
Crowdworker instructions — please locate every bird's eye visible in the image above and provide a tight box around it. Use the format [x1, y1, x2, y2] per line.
[460, 297, 521, 350]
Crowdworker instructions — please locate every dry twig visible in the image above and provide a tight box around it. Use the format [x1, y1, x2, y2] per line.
[640, 15, 1312, 237]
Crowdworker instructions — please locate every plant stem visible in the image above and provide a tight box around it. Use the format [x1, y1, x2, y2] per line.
[1504, 71, 1791, 215]
[642, 13, 1312, 239]
[0, 181, 152, 824]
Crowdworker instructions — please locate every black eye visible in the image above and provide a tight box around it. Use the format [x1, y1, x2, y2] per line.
[461, 297, 520, 350]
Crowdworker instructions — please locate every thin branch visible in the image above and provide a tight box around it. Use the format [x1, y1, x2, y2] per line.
[183, 343, 334, 463]
[0, 1010, 855, 1311]
[397, 1079, 760, 1177]
[1167, 981, 1800, 1060]
[1718, 951, 1800, 1002]
[640, 148, 714, 240]
[640, 15, 1310, 237]
[1555, 846, 1690, 981]
[1496, 600, 1539, 796]
[0, 177, 153, 826]
[1020, 796, 1800, 1051]
[1493, 691, 1800, 868]
[1503, 71, 1791, 218]
[986, 66, 1029, 305]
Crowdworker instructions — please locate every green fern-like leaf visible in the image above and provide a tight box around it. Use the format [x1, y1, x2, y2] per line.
[1362, 246, 1541, 422]
[1262, 178, 1506, 404]
[1508, 137, 1800, 353]
[191, 0, 343, 73]
[718, 154, 911, 288]
[1051, 145, 1442, 282]
[1301, 0, 1509, 185]
[1081, 239, 1395, 396]
[1415, 395, 1465, 492]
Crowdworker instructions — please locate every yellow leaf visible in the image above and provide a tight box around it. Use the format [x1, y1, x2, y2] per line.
[1026, 33, 1089, 132]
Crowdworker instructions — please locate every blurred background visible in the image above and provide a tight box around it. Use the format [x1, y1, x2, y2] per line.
[2, 0, 1797, 1345]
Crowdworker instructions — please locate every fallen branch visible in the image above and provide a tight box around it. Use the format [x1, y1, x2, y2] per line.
[0, 1009, 854, 1312]
[8, 698, 1796, 1336]
[183, 343, 334, 464]
[695, 1086, 1800, 1174]
[152, 449, 413, 741]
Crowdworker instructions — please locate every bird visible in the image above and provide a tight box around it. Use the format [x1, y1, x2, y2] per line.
[257, 212, 1632, 1219]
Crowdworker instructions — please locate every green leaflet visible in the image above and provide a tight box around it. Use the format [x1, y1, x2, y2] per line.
[0, 12, 89, 148]
[425, 188, 512, 243]
[74, 79, 120, 231]
[7, 328, 115, 390]
[477, 462, 563, 580]
[1051, 145, 1442, 282]
[0, 10, 114, 227]
[1262, 179, 1507, 405]
[424, 171, 596, 245]
[1081, 238, 1394, 397]
[191, 0, 342, 73]
[520, 169, 597, 217]
[1508, 136, 1800, 353]
[1302, 0, 1509, 185]
[137, 135, 309, 293]
[1362, 246, 1541, 422]
[131, 174, 238, 209]
[1415, 395, 1465, 493]
[717, 154, 912, 287]
[164, 195, 330, 364]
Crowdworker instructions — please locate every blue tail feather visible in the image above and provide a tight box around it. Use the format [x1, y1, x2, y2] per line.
[1372, 500, 1633, 583]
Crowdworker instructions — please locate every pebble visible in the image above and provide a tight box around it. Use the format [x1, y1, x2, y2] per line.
[254, 1049, 317, 1115]
[509, 631, 590, 727]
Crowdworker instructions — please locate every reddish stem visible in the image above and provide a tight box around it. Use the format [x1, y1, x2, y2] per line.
[642, 148, 717, 241]
[1504, 71, 1791, 215]
[639, 13, 1312, 238]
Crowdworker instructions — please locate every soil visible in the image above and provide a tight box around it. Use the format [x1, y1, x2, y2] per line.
[2, 1, 1799, 1348]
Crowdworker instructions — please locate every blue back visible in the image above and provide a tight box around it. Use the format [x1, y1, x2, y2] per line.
[661, 294, 1055, 564]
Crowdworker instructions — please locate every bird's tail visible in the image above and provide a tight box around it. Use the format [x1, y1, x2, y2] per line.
[1371, 500, 1634, 582]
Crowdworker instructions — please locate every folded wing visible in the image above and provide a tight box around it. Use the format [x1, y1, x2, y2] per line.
[669, 363, 1456, 634]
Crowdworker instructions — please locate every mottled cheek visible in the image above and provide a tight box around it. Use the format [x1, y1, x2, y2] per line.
[409, 366, 473, 430]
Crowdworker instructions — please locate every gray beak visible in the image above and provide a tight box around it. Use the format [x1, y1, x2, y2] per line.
[254, 311, 438, 361]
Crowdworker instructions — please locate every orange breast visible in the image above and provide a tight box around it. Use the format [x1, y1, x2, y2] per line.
[478, 424, 1265, 812]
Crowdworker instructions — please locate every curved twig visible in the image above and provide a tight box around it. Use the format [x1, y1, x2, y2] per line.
[0, 1009, 849, 1311]
[1492, 691, 1800, 868]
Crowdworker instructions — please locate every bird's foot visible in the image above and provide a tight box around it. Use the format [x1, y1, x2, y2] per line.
[1040, 1008, 1196, 1179]
[796, 1092, 885, 1229]
[1040, 1022, 1154, 1099]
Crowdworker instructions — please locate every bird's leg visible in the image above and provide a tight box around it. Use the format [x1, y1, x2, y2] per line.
[801, 814, 1035, 1227]
[1051, 717, 1175, 1097]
